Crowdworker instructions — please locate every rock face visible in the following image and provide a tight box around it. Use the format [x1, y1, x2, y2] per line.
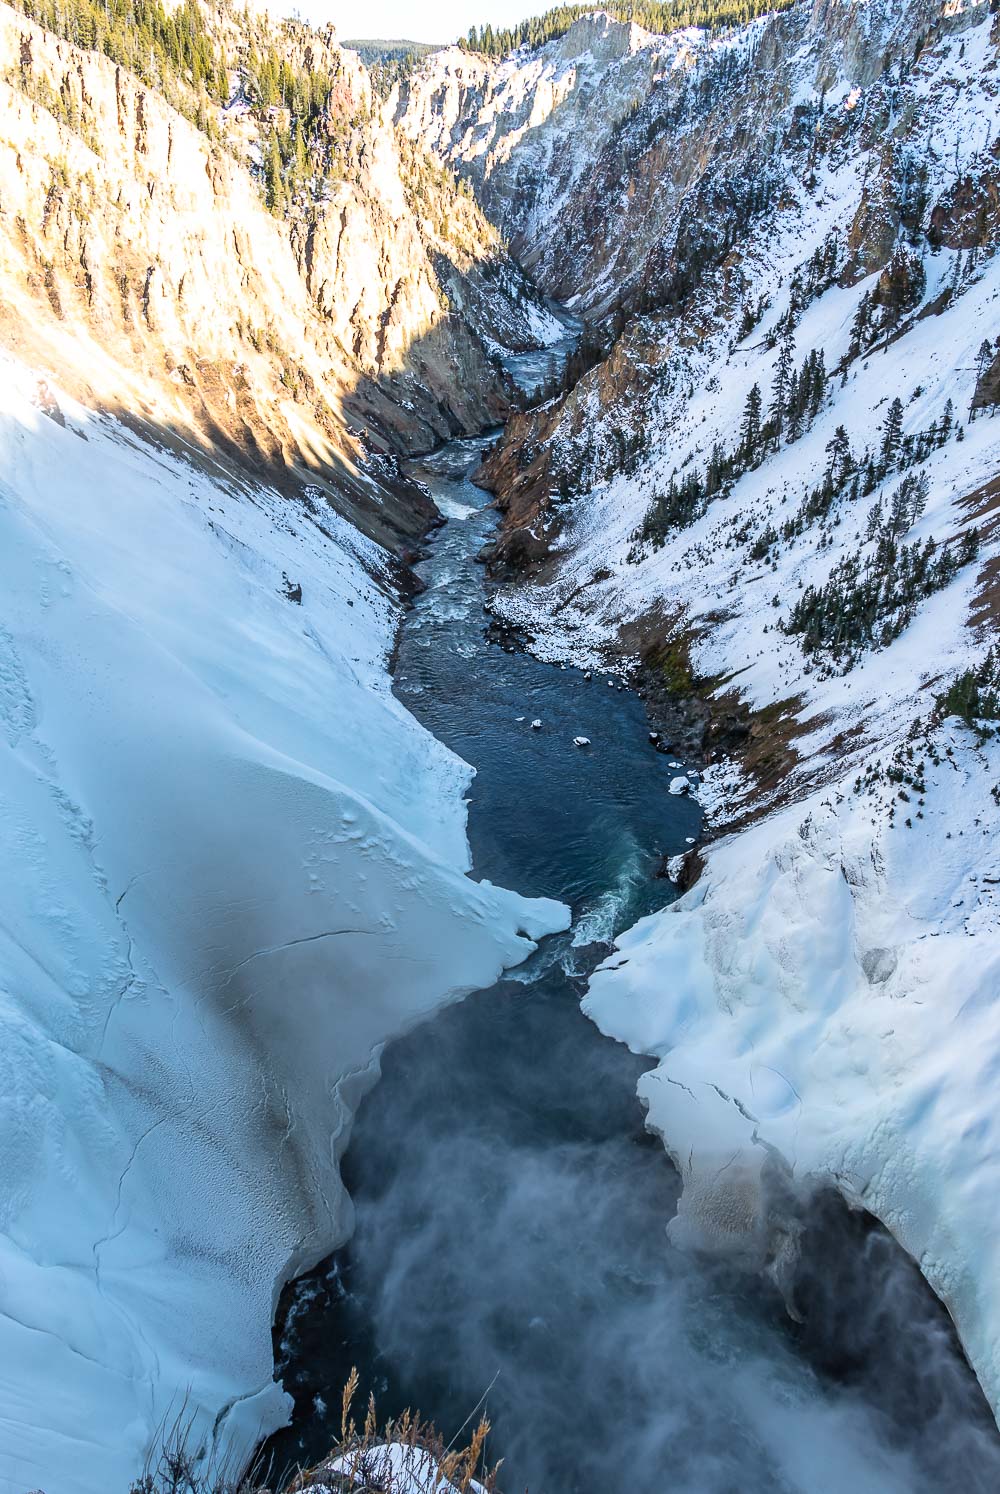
[0, 0, 559, 531]
[396, 1, 946, 313]
[394, 14, 666, 300]
[464, 0, 996, 575]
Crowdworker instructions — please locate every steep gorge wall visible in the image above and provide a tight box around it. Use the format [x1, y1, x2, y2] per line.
[397, 0, 952, 313]
[0, 1, 551, 537]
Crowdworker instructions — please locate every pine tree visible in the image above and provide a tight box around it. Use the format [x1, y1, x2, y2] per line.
[785, 369, 801, 442]
[769, 323, 794, 445]
[739, 383, 763, 464]
[887, 482, 911, 537]
[879, 397, 904, 474]
[825, 425, 853, 488]
[807, 348, 827, 419]
[705, 440, 726, 497]
[976, 338, 994, 381]
[264, 133, 285, 213]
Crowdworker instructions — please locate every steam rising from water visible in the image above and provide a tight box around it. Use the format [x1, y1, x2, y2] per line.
[328, 957, 1000, 1494]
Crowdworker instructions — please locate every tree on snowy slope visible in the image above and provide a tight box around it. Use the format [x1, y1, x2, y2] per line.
[825, 426, 854, 489]
[739, 382, 763, 465]
[879, 397, 904, 475]
[768, 324, 795, 448]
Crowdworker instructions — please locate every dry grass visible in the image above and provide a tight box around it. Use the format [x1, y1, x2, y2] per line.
[128, 1373, 502, 1494]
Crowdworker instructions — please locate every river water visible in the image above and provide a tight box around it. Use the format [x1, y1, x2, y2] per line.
[263, 427, 1000, 1491]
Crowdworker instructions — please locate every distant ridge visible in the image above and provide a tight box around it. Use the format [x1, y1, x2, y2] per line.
[344, 38, 442, 57]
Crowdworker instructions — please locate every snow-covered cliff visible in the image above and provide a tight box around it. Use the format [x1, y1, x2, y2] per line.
[0, 4, 572, 1486]
[397, 1, 950, 311]
[433, 0, 1000, 1424]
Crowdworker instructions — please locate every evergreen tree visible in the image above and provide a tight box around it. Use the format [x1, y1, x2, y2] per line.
[264, 133, 285, 213]
[825, 425, 853, 487]
[806, 348, 827, 419]
[769, 323, 794, 445]
[705, 440, 726, 497]
[879, 397, 904, 473]
[739, 382, 763, 464]
[976, 338, 994, 381]
[785, 369, 801, 442]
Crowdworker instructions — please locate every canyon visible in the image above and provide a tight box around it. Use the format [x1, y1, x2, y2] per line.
[1, 0, 1000, 1489]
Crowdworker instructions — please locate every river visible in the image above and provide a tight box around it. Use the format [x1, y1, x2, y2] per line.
[262, 407, 1000, 1491]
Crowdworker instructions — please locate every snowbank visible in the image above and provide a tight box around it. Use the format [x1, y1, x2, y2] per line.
[313, 1441, 487, 1493]
[585, 729, 1000, 1413]
[0, 358, 566, 1493]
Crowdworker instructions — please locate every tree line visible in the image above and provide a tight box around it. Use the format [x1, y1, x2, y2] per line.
[460, 0, 798, 58]
[14, 0, 228, 104]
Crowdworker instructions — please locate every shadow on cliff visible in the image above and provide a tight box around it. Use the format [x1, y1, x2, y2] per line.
[77, 304, 528, 585]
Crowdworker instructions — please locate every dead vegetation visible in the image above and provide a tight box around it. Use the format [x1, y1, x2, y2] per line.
[126, 1372, 501, 1494]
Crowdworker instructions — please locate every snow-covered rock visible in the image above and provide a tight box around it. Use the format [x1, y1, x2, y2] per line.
[310, 1441, 487, 1494]
[669, 776, 691, 795]
[586, 729, 1000, 1414]
[574, 735, 591, 746]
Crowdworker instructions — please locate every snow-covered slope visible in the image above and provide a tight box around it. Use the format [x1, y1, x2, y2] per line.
[0, 360, 565, 1492]
[473, 0, 1000, 1421]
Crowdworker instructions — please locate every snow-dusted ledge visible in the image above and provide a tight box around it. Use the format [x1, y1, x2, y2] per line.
[0, 359, 566, 1494]
[585, 739, 1000, 1415]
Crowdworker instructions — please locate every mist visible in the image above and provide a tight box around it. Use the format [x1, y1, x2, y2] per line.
[268, 951, 1000, 1493]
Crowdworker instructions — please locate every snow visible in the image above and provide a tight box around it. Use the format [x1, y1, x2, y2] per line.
[585, 727, 1000, 1412]
[0, 356, 567, 1493]
[668, 776, 690, 795]
[316, 1441, 486, 1494]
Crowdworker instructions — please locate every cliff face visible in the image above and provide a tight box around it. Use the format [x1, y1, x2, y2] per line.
[470, 0, 993, 574]
[397, 1, 948, 313]
[0, 0, 561, 535]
